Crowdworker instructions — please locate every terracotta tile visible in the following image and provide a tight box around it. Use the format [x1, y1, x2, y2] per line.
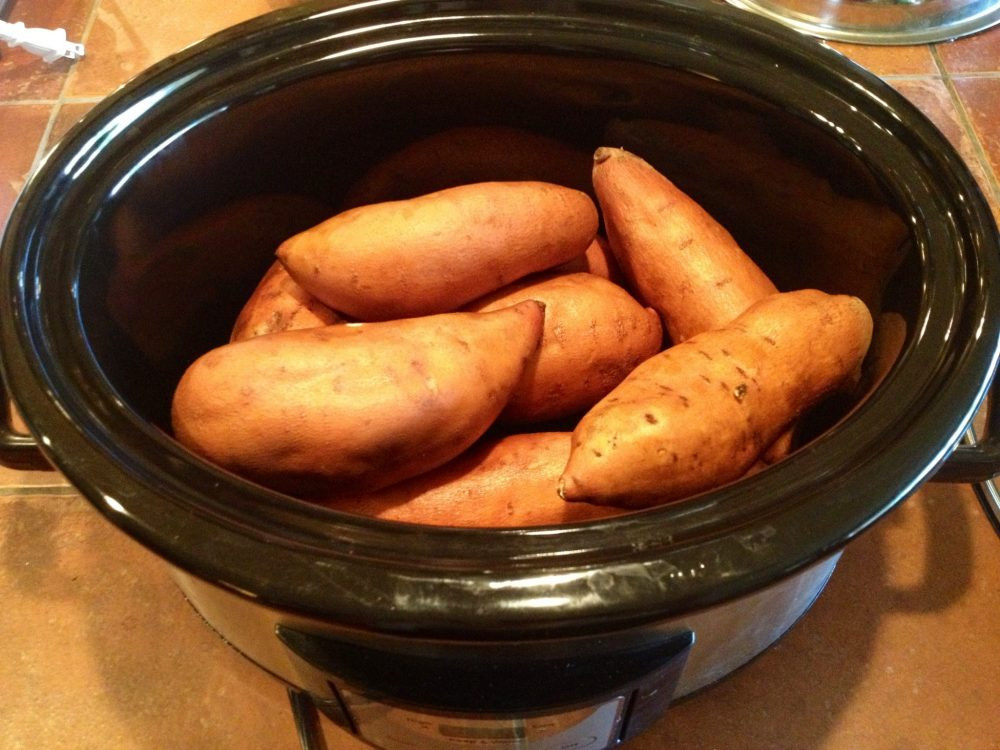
[0, 0, 91, 100]
[935, 24, 1000, 73]
[636, 483, 1000, 749]
[63, 0, 301, 99]
[1, 101, 71, 488]
[8, 402, 28, 434]
[0, 102, 52, 229]
[0, 402, 68, 487]
[0, 493, 308, 749]
[0, 465, 70, 485]
[46, 98, 96, 147]
[6, 482, 998, 749]
[952, 76, 1000, 187]
[1, 0, 90, 31]
[888, 78, 965, 148]
[889, 78, 998, 213]
[825, 41, 937, 76]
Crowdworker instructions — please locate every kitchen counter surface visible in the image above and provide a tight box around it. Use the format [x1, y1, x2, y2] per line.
[2, 2, 999, 748]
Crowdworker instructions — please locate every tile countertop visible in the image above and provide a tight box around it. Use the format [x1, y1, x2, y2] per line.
[2, 1, 1000, 749]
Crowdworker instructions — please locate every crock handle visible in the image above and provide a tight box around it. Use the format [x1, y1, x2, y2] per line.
[931, 385, 1000, 484]
[0, 371, 51, 469]
[930, 380, 1000, 536]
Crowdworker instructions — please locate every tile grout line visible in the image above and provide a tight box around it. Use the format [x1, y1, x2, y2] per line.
[929, 44, 1000, 205]
[880, 70, 1000, 80]
[25, 101, 62, 177]
[9, 0, 105, 498]
[26, 0, 104, 174]
[0, 484, 80, 497]
[1, 98, 61, 106]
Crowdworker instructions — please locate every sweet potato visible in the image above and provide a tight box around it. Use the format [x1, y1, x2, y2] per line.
[554, 235, 625, 285]
[591, 146, 777, 344]
[559, 290, 873, 508]
[341, 126, 593, 208]
[230, 261, 342, 342]
[277, 181, 598, 321]
[466, 272, 663, 423]
[602, 118, 908, 313]
[321, 432, 622, 526]
[593, 145, 796, 463]
[171, 300, 545, 496]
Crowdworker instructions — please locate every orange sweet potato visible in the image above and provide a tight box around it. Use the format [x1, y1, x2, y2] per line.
[593, 145, 799, 463]
[602, 118, 908, 313]
[230, 261, 342, 342]
[466, 272, 662, 423]
[554, 235, 625, 286]
[591, 146, 777, 344]
[171, 300, 544, 496]
[277, 181, 598, 321]
[559, 290, 873, 508]
[321, 432, 622, 527]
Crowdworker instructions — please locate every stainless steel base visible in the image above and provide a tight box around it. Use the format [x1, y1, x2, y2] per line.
[169, 552, 841, 701]
[725, 0, 1000, 44]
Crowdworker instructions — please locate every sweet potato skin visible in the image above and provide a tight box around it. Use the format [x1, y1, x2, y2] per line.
[230, 261, 341, 342]
[559, 290, 873, 508]
[554, 235, 625, 285]
[591, 146, 777, 343]
[171, 301, 545, 495]
[602, 118, 908, 314]
[277, 181, 599, 321]
[321, 432, 622, 527]
[593, 145, 795, 463]
[466, 272, 663, 423]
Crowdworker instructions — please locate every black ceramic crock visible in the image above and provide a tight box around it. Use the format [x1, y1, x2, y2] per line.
[2, 0, 1000, 740]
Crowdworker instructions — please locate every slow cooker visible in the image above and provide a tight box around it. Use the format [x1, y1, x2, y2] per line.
[2, 1, 999, 748]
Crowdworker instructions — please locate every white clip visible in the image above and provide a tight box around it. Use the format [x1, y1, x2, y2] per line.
[0, 20, 85, 63]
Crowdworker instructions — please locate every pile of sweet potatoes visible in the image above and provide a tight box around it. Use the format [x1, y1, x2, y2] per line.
[170, 127, 874, 526]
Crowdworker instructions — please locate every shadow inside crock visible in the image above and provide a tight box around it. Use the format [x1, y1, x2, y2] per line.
[625, 481, 975, 749]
